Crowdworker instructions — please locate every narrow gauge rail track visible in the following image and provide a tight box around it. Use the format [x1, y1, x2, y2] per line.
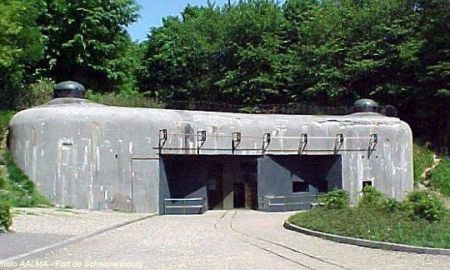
[214, 210, 352, 270]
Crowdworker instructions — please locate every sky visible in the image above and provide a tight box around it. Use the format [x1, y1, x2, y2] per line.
[127, 0, 238, 41]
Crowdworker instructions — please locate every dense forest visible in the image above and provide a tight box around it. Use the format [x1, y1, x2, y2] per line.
[0, 0, 449, 151]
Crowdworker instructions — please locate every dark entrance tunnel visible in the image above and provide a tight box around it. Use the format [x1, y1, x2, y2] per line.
[160, 154, 342, 213]
[258, 155, 343, 211]
[160, 155, 259, 212]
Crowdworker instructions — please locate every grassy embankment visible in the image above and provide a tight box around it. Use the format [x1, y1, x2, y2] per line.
[430, 158, 450, 197]
[0, 111, 51, 231]
[289, 205, 450, 248]
[290, 142, 450, 249]
[413, 143, 435, 184]
[413, 142, 450, 197]
[289, 186, 450, 248]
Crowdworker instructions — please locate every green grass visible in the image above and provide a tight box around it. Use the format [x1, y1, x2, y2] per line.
[430, 157, 450, 196]
[85, 90, 164, 108]
[0, 152, 51, 207]
[1, 111, 51, 208]
[413, 142, 435, 183]
[0, 111, 15, 144]
[289, 208, 450, 249]
[0, 201, 12, 232]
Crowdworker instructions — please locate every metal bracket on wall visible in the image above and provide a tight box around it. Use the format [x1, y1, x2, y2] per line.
[158, 129, 168, 154]
[368, 133, 378, 158]
[262, 133, 271, 153]
[334, 133, 344, 154]
[197, 130, 207, 154]
[232, 131, 241, 154]
[298, 133, 308, 154]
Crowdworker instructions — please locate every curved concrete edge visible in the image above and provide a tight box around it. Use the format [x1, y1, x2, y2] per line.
[284, 220, 450, 256]
[2, 214, 155, 265]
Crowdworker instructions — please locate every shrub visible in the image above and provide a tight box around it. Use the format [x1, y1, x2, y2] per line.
[0, 175, 5, 190]
[429, 157, 450, 196]
[319, 189, 349, 209]
[381, 197, 400, 213]
[413, 142, 435, 183]
[0, 111, 15, 143]
[0, 202, 12, 232]
[358, 186, 385, 208]
[402, 191, 446, 222]
[16, 79, 54, 109]
[358, 186, 399, 213]
[85, 90, 164, 108]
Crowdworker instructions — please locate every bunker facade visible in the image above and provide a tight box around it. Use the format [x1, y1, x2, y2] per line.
[8, 98, 413, 214]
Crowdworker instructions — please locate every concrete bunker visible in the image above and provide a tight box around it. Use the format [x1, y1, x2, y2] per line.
[7, 82, 414, 214]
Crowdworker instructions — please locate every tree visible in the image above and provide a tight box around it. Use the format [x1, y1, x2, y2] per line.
[0, 0, 44, 109]
[411, 0, 450, 152]
[142, 1, 287, 106]
[36, 0, 139, 92]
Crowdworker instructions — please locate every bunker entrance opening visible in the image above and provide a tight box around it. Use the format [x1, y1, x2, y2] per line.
[161, 155, 258, 212]
[258, 155, 343, 211]
[160, 154, 342, 214]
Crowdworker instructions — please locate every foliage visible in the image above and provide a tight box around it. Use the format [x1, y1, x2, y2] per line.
[0, 202, 12, 232]
[0, 176, 5, 190]
[358, 185, 399, 213]
[15, 79, 54, 109]
[358, 186, 386, 208]
[290, 187, 450, 248]
[1, 113, 50, 209]
[0, 0, 141, 109]
[0, 0, 44, 110]
[413, 142, 435, 183]
[402, 191, 446, 223]
[0, 111, 15, 144]
[429, 157, 450, 196]
[288, 207, 450, 248]
[36, 0, 139, 92]
[85, 90, 163, 108]
[141, 0, 450, 151]
[0, 0, 449, 152]
[141, 1, 287, 104]
[1, 152, 50, 207]
[318, 189, 349, 210]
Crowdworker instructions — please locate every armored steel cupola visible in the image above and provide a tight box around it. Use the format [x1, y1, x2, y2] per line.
[352, 98, 379, 113]
[53, 81, 85, 99]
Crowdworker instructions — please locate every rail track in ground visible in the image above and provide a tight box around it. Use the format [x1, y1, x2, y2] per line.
[214, 210, 353, 270]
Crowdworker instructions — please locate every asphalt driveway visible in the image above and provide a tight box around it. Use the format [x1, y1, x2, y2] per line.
[4, 210, 449, 270]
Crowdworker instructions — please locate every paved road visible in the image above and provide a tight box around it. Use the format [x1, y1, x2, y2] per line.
[12, 210, 450, 270]
[0, 208, 147, 260]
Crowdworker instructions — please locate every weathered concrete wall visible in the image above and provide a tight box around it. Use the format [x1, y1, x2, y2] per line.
[8, 98, 413, 213]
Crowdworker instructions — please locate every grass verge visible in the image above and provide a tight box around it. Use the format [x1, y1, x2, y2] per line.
[1, 110, 51, 212]
[289, 205, 450, 249]
[413, 142, 434, 184]
[289, 208, 450, 248]
[0, 151, 51, 207]
[430, 157, 450, 196]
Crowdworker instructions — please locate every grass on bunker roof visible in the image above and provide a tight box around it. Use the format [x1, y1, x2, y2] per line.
[288, 207, 450, 249]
